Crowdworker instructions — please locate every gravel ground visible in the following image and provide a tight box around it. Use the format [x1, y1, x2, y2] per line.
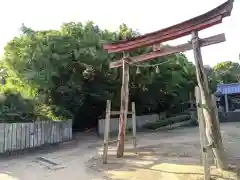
[0, 123, 240, 180]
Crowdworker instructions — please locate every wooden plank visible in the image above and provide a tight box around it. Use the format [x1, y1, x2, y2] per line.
[110, 33, 225, 68]
[103, 100, 111, 164]
[108, 139, 118, 145]
[125, 136, 135, 141]
[132, 102, 137, 149]
[191, 31, 227, 170]
[107, 137, 133, 145]
[195, 86, 210, 180]
[111, 111, 133, 115]
[108, 136, 135, 145]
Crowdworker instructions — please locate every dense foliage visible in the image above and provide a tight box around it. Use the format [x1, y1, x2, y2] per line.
[0, 22, 239, 129]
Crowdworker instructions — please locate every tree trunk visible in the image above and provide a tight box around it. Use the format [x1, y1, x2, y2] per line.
[116, 59, 129, 158]
[191, 31, 227, 170]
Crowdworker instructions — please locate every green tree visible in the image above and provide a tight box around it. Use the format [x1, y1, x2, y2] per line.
[1, 21, 196, 130]
[213, 61, 240, 84]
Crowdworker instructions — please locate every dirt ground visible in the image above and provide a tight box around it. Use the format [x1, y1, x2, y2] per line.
[0, 122, 240, 180]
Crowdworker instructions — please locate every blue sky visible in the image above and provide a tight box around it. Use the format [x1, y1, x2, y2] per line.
[0, 0, 239, 66]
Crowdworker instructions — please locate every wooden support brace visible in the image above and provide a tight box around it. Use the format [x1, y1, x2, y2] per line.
[195, 86, 211, 180]
[108, 136, 136, 145]
[111, 111, 133, 115]
[105, 102, 137, 153]
[103, 100, 111, 164]
[132, 102, 137, 149]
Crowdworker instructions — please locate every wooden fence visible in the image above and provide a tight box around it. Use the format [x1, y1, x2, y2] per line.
[0, 120, 72, 153]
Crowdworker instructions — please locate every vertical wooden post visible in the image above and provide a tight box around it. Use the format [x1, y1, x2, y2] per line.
[116, 58, 130, 158]
[224, 94, 229, 112]
[124, 60, 130, 135]
[132, 102, 137, 149]
[103, 100, 111, 164]
[191, 31, 227, 170]
[195, 86, 210, 180]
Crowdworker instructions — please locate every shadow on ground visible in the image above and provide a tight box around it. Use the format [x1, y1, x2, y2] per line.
[86, 139, 240, 180]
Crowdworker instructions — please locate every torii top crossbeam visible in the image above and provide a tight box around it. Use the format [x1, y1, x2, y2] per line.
[103, 0, 233, 54]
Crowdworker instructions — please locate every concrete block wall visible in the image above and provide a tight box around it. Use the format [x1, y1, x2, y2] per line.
[219, 111, 240, 122]
[98, 114, 158, 136]
[0, 120, 72, 153]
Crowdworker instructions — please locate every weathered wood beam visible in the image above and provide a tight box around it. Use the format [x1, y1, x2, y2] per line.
[106, 16, 222, 53]
[191, 31, 227, 170]
[110, 33, 225, 68]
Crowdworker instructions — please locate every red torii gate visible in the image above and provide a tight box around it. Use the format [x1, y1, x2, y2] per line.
[103, 0, 234, 170]
[104, 0, 233, 53]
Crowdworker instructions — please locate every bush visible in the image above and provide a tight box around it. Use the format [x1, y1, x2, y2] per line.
[0, 92, 38, 122]
[0, 91, 72, 122]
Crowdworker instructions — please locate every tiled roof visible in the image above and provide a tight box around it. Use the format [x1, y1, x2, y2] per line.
[216, 83, 240, 95]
